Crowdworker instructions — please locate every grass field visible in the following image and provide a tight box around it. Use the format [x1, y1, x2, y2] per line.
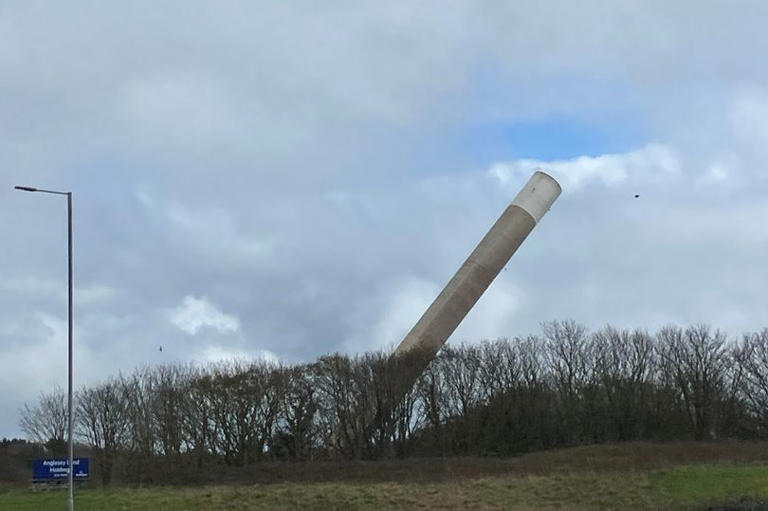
[3, 443, 768, 510]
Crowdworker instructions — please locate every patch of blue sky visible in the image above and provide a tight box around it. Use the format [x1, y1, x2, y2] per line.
[454, 63, 649, 164]
[460, 115, 648, 163]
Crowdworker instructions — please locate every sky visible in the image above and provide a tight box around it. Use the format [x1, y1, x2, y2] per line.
[2, 1, 767, 438]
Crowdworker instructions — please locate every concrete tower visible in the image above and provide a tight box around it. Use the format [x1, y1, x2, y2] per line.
[391, 170, 561, 379]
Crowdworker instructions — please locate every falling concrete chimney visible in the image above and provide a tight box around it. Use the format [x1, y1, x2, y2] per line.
[392, 170, 561, 370]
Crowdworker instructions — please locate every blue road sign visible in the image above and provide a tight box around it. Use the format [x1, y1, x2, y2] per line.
[33, 458, 89, 481]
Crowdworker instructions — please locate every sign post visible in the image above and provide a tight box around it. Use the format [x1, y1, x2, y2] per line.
[33, 458, 90, 483]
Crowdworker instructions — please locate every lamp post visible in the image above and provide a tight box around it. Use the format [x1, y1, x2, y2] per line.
[15, 186, 75, 511]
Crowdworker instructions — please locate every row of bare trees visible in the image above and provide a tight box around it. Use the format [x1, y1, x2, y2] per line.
[19, 321, 768, 484]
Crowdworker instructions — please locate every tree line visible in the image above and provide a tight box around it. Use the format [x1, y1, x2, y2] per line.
[19, 321, 768, 485]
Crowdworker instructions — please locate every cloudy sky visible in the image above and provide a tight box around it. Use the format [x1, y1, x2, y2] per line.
[2, 2, 767, 437]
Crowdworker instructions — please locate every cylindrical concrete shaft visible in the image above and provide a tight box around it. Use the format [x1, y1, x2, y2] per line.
[393, 170, 561, 362]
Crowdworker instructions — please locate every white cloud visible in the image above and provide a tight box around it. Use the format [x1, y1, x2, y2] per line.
[489, 144, 680, 191]
[195, 345, 279, 365]
[729, 88, 768, 154]
[133, 190, 273, 268]
[344, 275, 440, 353]
[169, 296, 240, 336]
[698, 162, 730, 185]
[453, 279, 523, 343]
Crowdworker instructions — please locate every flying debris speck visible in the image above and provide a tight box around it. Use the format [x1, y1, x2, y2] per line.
[634, 194, 640, 198]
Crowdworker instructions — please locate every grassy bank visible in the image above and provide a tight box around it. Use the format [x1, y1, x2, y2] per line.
[3, 442, 768, 509]
[3, 464, 768, 510]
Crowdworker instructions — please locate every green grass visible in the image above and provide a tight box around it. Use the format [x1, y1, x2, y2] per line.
[654, 464, 768, 508]
[3, 463, 768, 510]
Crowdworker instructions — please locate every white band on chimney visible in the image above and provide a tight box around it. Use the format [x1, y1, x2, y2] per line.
[511, 170, 562, 223]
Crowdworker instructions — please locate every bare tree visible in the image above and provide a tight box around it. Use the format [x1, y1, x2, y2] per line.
[657, 324, 730, 439]
[441, 344, 482, 418]
[414, 354, 449, 455]
[314, 354, 366, 459]
[205, 360, 284, 466]
[593, 326, 656, 440]
[19, 386, 69, 455]
[387, 350, 428, 458]
[124, 367, 157, 465]
[151, 365, 187, 458]
[476, 338, 520, 402]
[734, 329, 768, 434]
[514, 335, 558, 451]
[179, 367, 215, 467]
[542, 320, 590, 443]
[77, 379, 130, 485]
[272, 364, 318, 460]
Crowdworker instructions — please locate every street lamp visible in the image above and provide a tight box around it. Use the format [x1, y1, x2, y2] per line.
[15, 186, 75, 511]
